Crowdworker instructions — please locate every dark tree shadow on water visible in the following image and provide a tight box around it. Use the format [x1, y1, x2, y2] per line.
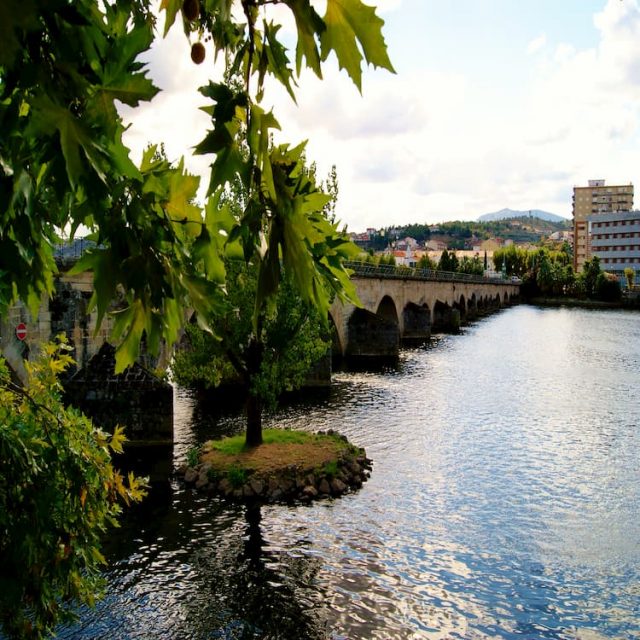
[205, 504, 329, 640]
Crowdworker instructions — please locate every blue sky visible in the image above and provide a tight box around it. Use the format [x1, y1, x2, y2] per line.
[122, 0, 640, 231]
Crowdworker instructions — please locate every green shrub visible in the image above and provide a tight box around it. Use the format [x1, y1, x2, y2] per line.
[227, 466, 248, 488]
[323, 460, 339, 478]
[595, 273, 622, 302]
[186, 445, 201, 468]
[0, 341, 147, 639]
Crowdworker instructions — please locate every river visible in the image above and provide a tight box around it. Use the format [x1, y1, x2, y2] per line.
[60, 305, 640, 639]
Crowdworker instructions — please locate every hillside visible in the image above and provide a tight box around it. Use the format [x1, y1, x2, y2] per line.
[478, 208, 568, 223]
[358, 216, 571, 251]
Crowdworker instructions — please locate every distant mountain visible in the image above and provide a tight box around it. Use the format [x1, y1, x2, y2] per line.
[478, 208, 568, 223]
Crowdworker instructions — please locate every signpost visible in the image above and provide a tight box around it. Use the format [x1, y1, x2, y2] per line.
[15, 323, 27, 341]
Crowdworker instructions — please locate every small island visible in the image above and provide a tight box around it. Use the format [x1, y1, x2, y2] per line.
[180, 429, 372, 503]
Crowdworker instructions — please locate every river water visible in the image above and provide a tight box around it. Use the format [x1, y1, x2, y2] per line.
[60, 305, 640, 639]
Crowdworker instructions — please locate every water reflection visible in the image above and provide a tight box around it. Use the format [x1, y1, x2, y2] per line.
[59, 306, 640, 639]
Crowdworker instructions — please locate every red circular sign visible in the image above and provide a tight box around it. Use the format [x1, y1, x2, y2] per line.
[15, 323, 27, 341]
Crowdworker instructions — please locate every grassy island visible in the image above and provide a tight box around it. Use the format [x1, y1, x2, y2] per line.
[180, 429, 372, 503]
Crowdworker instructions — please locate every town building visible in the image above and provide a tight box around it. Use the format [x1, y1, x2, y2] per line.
[572, 179, 634, 271]
[587, 210, 640, 278]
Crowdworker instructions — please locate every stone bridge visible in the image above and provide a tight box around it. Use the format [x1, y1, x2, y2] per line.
[330, 262, 520, 359]
[1, 259, 520, 376]
[0, 257, 518, 442]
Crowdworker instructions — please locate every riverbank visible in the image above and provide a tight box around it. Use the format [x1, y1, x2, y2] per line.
[527, 296, 640, 310]
[179, 429, 372, 502]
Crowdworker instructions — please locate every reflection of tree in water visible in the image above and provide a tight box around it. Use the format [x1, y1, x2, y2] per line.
[181, 504, 328, 640]
[186, 386, 247, 443]
[88, 489, 331, 639]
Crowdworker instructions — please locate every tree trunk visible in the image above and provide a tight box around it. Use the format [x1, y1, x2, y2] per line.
[245, 392, 263, 447]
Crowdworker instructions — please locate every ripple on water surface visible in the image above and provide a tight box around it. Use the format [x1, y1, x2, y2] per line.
[58, 306, 640, 639]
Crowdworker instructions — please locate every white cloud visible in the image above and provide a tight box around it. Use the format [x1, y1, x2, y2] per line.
[522, 0, 640, 193]
[117, 0, 640, 231]
[526, 33, 547, 55]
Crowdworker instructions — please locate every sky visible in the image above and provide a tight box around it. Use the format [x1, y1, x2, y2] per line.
[120, 0, 640, 232]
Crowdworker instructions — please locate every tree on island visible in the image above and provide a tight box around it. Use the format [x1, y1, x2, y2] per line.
[172, 259, 332, 439]
[0, 0, 394, 634]
[172, 161, 338, 441]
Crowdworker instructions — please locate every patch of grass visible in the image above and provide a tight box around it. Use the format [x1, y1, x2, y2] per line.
[208, 429, 316, 456]
[186, 446, 200, 468]
[227, 465, 248, 488]
[323, 460, 339, 478]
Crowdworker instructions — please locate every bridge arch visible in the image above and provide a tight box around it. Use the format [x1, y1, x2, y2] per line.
[455, 294, 467, 324]
[328, 312, 344, 360]
[376, 295, 399, 325]
[432, 300, 453, 332]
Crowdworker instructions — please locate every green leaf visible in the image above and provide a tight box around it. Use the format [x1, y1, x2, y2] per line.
[261, 22, 297, 102]
[29, 97, 108, 189]
[320, 0, 395, 90]
[160, 0, 183, 36]
[164, 160, 202, 238]
[68, 249, 117, 330]
[248, 105, 281, 201]
[99, 22, 158, 106]
[282, 0, 325, 77]
[98, 74, 158, 107]
[112, 300, 146, 373]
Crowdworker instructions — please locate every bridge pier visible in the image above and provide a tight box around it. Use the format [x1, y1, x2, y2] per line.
[64, 343, 173, 443]
[402, 303, 431, 345]
[346, 308, 400, 359]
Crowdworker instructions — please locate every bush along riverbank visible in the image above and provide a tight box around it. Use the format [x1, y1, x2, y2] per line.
[178, 429, 372, 503]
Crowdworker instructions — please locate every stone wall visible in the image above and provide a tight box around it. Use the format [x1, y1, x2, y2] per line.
[64, 343, 173, 443]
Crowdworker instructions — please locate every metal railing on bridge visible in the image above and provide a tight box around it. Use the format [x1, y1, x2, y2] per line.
[51, 240, 517, 287]
[344, 261, 516, 285]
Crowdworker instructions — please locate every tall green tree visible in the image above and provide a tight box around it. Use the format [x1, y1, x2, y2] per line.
[172, 259, 331, 426]
[581, 256, 601, 299]
[438, 249, 459, 272]
[0, 0, 394, 630]
[417, 253, 436, 270]
[458, 255, 484, 276]
[1, 0, 393, 372]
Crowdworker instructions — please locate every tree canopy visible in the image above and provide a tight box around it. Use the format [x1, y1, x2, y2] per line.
[1, 0, 394, 371]
[0, 0, 395, 634]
